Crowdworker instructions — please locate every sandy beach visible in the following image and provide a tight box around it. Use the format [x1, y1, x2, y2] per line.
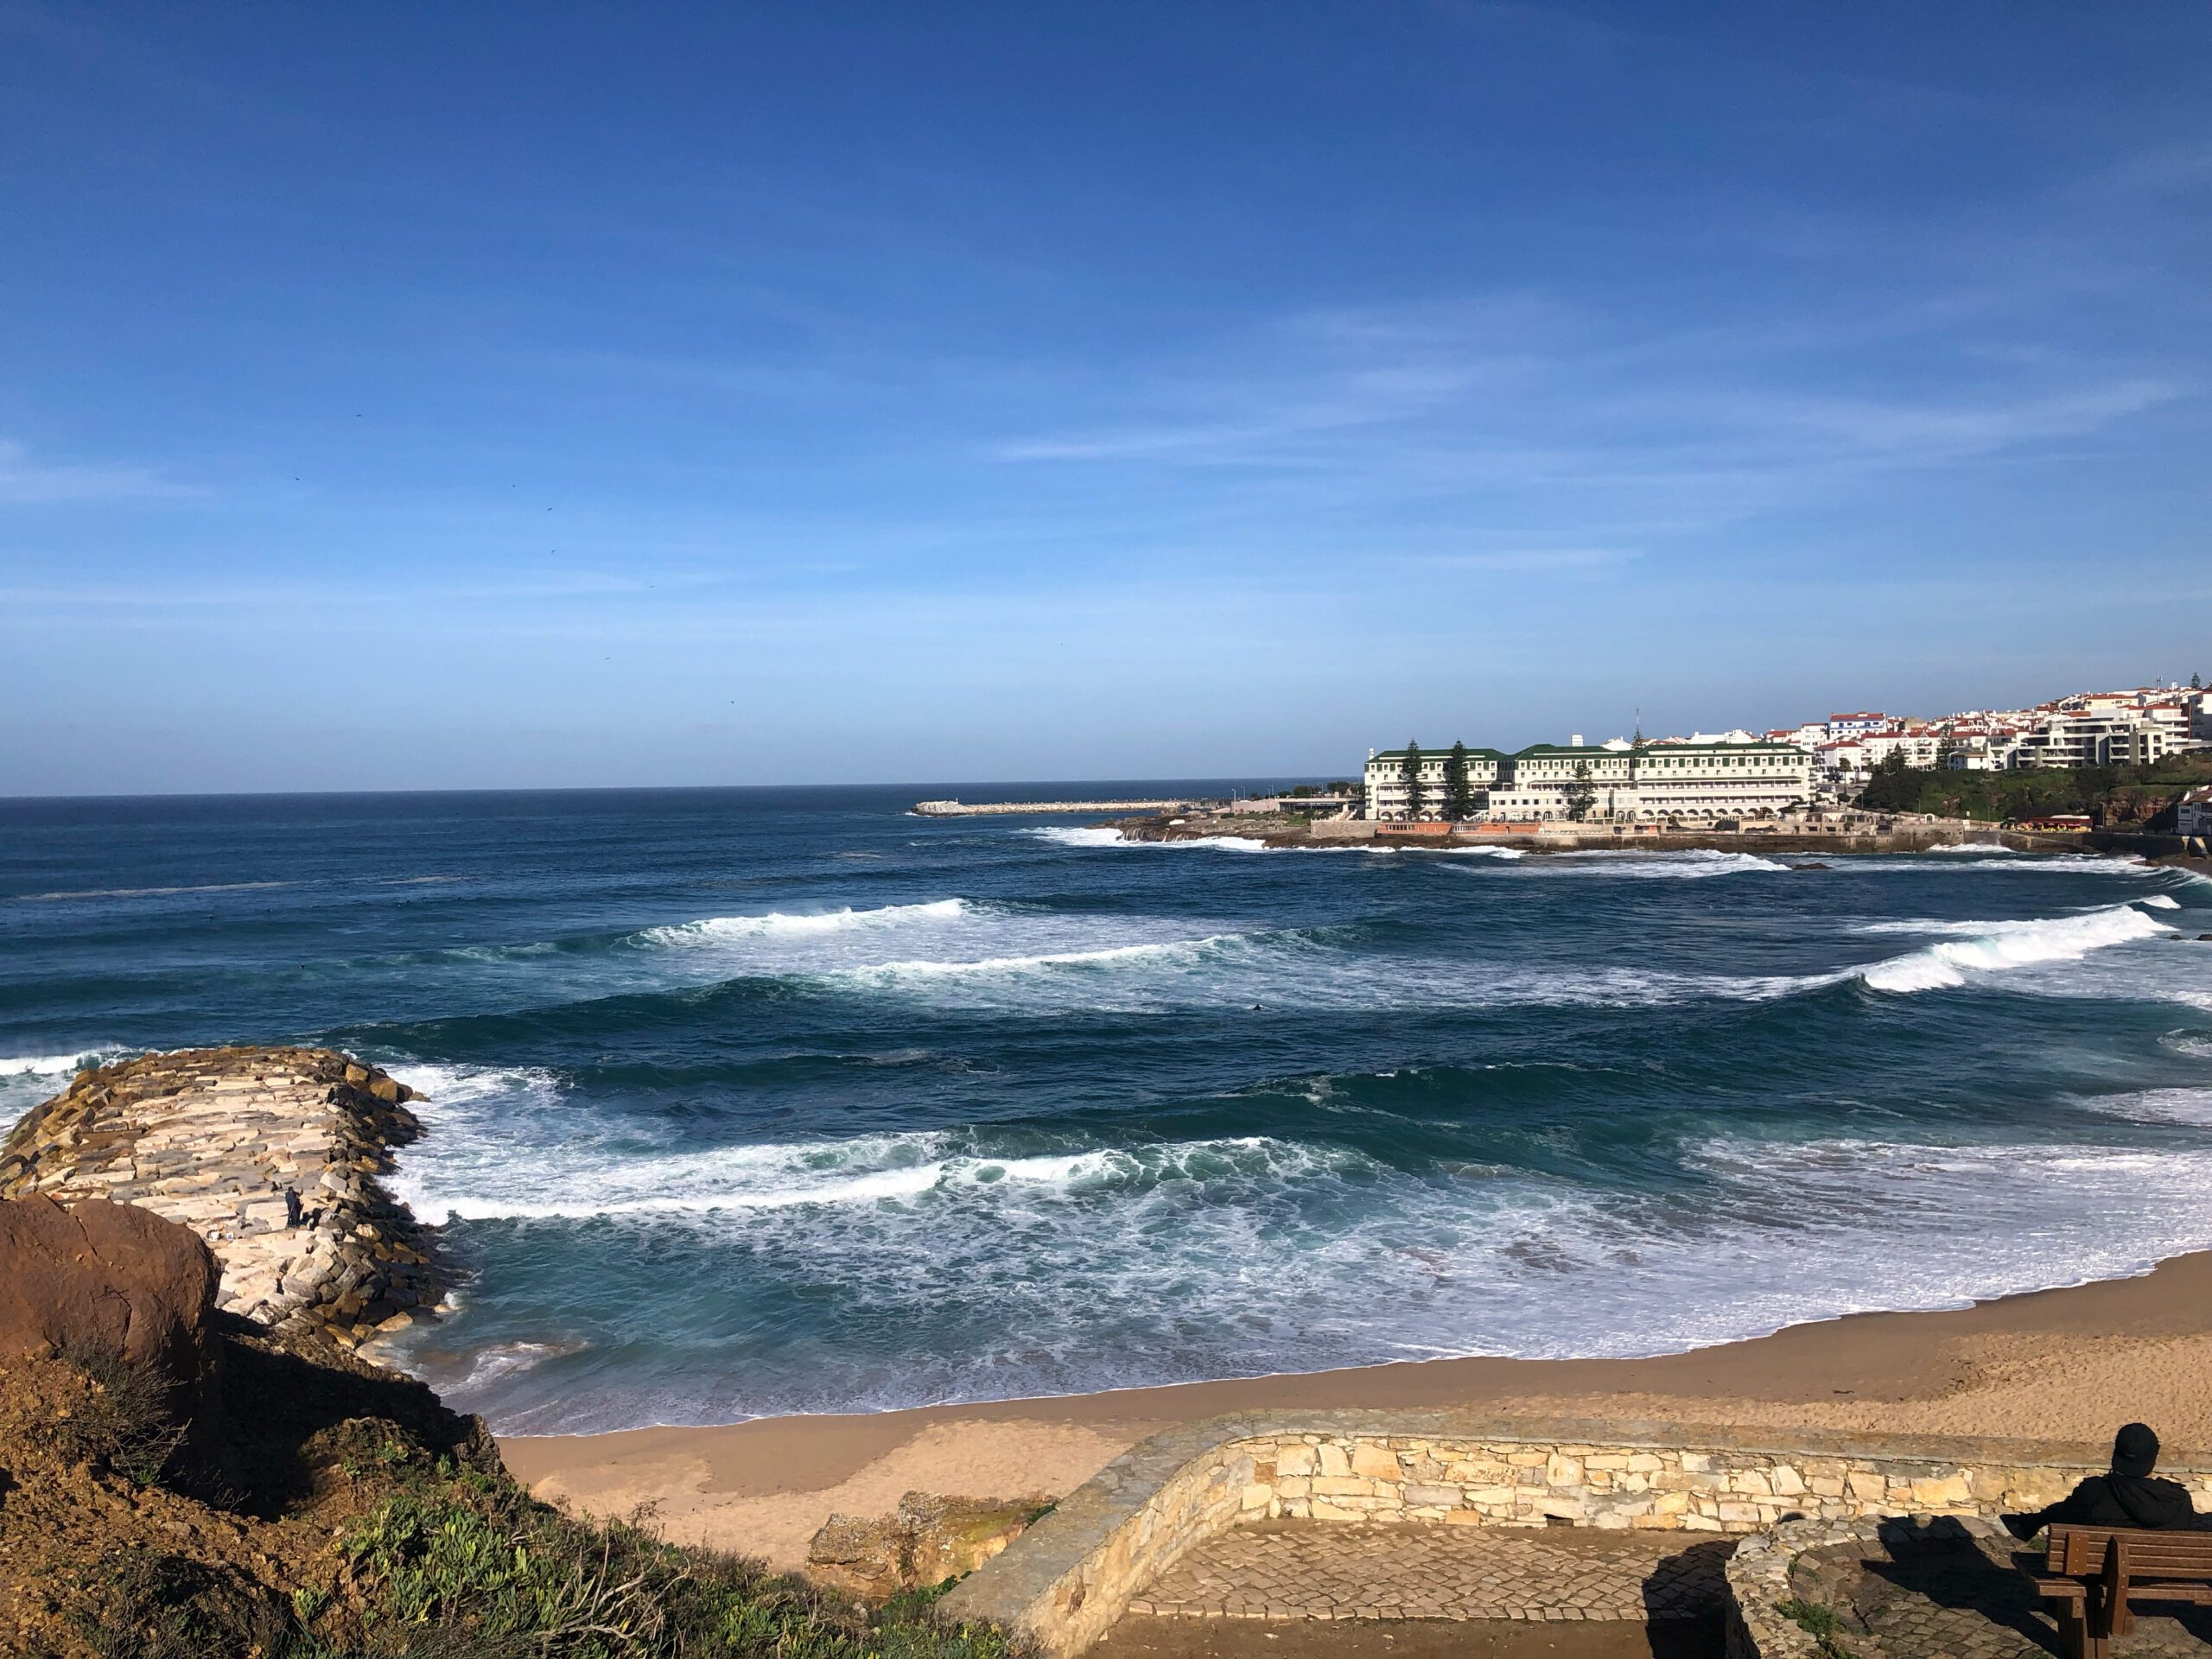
[500, 1249, 2212, 1570]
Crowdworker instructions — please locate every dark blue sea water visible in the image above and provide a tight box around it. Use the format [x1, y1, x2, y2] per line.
[5, 787, 2212, 1433]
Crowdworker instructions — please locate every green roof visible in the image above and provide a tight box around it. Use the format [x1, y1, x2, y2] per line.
[1369, 740, 1808, 765]
[1367, 747, 1509, 762]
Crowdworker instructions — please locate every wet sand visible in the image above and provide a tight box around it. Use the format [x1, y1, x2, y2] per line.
[500, 1250, 2212, 1570]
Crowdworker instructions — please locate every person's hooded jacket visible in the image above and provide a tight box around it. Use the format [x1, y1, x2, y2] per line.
[2005, 1424, 2202, 1537]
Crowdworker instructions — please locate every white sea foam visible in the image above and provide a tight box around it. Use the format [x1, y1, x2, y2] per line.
[390, 1095, 1362, 1223]
[1856, 894, 2183, 936]
[443, 1339, 584, 1392]
[385, 1062, 566, 1108]
[2078, 1088, 2212, 1127]
[1021, 825, 1287, 853]
[638, 898, 973, 945]
[1516, 849, 1791, 879]
[1840, 855, 2156, 876]
[0, 1049, 113, 1077]
[1858, 903, 2172, 993]
[1019, 825, 1130, 849]
[430, 1113, 2212, 1428]
[826, 936, 1234, 986]
[19, 880, 291, 901]
[1928, 842, 2022, 855]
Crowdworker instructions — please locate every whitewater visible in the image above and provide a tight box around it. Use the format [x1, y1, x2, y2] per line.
[4, 785, 2211, 1433]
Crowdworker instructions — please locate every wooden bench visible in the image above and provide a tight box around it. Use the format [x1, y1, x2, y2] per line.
[2031, 1523, 2212, 1657]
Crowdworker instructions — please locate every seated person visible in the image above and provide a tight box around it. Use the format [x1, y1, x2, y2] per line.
[2005, 1423, 2201, 1538]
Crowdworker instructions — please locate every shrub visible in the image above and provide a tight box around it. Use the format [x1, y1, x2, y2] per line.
[48, 1348, 188, 1487]
[338, 1476, 1026, 1659]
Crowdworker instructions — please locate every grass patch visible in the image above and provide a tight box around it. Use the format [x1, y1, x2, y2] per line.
[334, 1470, 1027, 1658]
[1776, 1596, 1859, 1659]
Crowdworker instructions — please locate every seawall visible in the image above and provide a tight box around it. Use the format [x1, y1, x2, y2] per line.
[938, 1411, 2212, 1656]
[0, 1046, 445, 1354]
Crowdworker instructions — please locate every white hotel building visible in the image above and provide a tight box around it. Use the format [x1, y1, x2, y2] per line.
[1364, 736, 1815, 823]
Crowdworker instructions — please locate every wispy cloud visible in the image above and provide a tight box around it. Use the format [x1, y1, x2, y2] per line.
[0, 438, 200, 505]
[1412, 547, 1637, 573]
[981, 281, 2193, 561]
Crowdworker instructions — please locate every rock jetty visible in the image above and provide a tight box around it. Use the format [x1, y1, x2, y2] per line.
[0, 1046, 444, 1354]
[913, 798, 1196, 817]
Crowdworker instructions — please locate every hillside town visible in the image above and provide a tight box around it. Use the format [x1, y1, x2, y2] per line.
[1361, 681, 2212, 827]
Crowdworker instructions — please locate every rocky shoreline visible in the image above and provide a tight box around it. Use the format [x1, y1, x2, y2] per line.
[0, 1046, 447, 1356]
[1111, 811, 2159, 858]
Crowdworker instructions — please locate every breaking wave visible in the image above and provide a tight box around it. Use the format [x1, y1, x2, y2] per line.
[0, 1049, 114, 1077]
[635, 898, 975, 945]
[1515, 849, 1789, 878]
[823, 935, 1237, 988]
[387, 1080, 1368, 1223]
[1857, 903, 2172, 994]
[1020, 826, 1130, 849]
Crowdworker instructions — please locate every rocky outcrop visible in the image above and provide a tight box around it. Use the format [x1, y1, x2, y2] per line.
[807, 1491, 1051, 1600]
[0, 1196, 499, 1659]
[0, 1193, 217, 1382]
[0, 1046, 444, 1353]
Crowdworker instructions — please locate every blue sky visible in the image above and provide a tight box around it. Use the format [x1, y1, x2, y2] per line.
[3, 3, 2209, 793]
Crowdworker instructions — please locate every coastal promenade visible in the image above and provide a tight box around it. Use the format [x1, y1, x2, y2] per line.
[0, 1046, 445, 1352]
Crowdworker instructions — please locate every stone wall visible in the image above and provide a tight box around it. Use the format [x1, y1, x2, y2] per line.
[0, 1046, 444, 1353]
[938, 1410, 2212, 1657]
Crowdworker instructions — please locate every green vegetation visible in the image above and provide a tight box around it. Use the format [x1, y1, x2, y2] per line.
[1445, 742, 1472, 821]
[1776, 1597, 1859, 1659]
[329, 1471, 1024, 1659]
[46, 1347, 188, 1488]
[1402, 741, 1426, 818]
[1855, 751, 2212, 825]
[51, 1418, 1023, 1659]
[1565, 760, 1596, 823]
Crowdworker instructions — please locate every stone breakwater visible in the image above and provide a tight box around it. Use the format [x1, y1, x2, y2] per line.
[0, 1046, 445, 1355]
[915, 798, 1196, 817]
[938, 1411, 2212, 1656]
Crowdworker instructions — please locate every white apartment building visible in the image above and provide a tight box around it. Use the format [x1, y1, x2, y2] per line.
[1826, 711, 1896, 739]
[2178, 786, 2212, 838]
[2015, 709, 2185, 768]
[1943, 729, 2024, 771]
[1364, 738, 1815, 823]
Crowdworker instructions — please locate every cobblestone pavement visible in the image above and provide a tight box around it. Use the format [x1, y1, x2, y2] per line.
[1128, 1522, 1732, 1624]
[1789, 1529, 2212, 1657]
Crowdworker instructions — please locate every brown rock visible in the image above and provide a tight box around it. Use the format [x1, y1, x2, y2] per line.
[805, 1490, 1046, 1599]
[0, 1195, 217, 1384]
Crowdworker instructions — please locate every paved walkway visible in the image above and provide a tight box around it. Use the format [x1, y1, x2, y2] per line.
[1128, 1522, 1732, 1624]
[1789, 1527, 2212, 1658]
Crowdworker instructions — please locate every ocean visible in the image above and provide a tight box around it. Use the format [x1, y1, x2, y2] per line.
[4, 786, 2210, 1435]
